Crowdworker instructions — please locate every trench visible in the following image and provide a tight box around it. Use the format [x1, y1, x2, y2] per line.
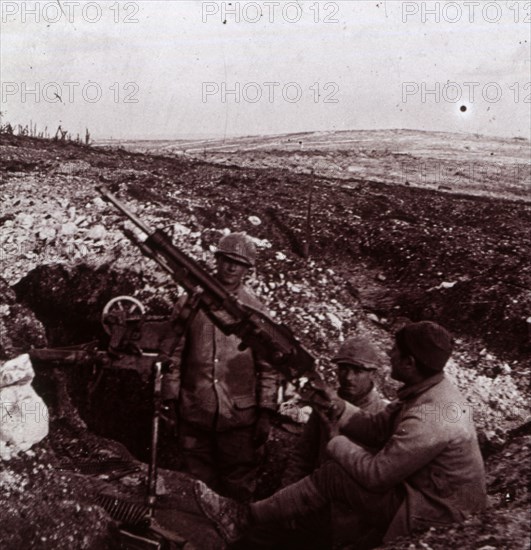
[7, 262, 314, 501]
[13, 263, 179, 465]
[10, 259, 530, 473]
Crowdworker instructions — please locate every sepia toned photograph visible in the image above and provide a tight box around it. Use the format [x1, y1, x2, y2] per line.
[1, 1, 530, 549]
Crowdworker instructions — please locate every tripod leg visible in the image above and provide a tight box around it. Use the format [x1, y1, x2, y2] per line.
[147, 361, 163, 516]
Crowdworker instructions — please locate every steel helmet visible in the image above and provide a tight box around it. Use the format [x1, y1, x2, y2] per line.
[216, 232, 257, 267]
[332, 336, 382, 370]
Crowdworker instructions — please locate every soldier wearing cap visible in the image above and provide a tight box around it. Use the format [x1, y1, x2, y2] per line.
[282, 336, 387, 488]
[275, 336, 388, 549]
[193, 321, 487, 548]
[164, 232, 279, 500]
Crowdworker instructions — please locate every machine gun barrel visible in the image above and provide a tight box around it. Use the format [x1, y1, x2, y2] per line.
[29, 346, 107, 367]
[98, 185, 233, 308]
[97, 185, 152, 235]
[97, 186, 317, 380]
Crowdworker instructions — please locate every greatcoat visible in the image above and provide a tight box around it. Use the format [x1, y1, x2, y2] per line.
[170, 285, 278, 432]
[328, 373, 487, 541]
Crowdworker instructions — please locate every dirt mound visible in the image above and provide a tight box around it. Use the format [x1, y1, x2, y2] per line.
[0, 277, 47, 360]
[0, 421, 219, 550]
[0, 442, 118, 550]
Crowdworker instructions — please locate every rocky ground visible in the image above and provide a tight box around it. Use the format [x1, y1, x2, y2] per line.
[0, 132, 530, 549]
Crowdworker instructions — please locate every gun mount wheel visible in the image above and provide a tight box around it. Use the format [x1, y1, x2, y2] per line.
[101, 295, 146, 335]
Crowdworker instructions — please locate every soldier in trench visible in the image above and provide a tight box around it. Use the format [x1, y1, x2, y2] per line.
[193, 321, 487, 548]
[162, 232, 280, 501]
[263, 335, 390, 549]
[281, 336, 388, 489]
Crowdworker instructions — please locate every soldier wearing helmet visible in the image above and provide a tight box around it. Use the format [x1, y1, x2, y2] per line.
[164, 232, 279, 501]
[214, 233, 257, 291]
[216, 232, 257, 268]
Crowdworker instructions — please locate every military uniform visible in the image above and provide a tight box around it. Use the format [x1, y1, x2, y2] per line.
[326, 372, 487, 542]
[278, 386, 387, 549]
[237, 337, 388, 549]
[170, 284, 278, 499]
[193, 322, 488, 548]
[282, 386, 386, 486]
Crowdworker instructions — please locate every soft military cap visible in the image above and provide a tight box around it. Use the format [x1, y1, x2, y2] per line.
[400, 321, 453, 373]
[332, 336, 382, 370]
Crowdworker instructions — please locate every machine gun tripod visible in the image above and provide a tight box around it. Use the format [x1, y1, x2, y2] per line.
[29, 293, 202, 549]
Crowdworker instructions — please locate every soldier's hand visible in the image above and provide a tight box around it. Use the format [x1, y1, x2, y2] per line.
[314, 407, 342, 439]
[161, 371, 180, 401]
[299, 378, 346, 422]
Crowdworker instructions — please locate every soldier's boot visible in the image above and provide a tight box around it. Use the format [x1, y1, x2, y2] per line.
[195, 477, 327, 544]
[250, 476, 327, 524]
[194, 480, 251, 544]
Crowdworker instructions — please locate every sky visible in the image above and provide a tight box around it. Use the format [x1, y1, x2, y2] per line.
[1, 0, 530, 139]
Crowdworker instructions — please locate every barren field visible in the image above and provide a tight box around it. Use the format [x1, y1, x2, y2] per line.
[99, 129, 531, 202]
[1, 131, 530, 549]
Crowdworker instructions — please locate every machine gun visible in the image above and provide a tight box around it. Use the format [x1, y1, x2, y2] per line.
[28, 294, 183, 443]
[97, 185, 335, 410]
[28, 295, 178, 384]
[28, 296, 193, 548]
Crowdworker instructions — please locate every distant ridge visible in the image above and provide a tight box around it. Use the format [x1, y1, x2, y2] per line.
[94, 129, 530, 203]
